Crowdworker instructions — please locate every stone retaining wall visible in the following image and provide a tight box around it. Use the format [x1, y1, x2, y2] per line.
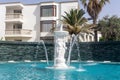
[0, 41, 120, 62]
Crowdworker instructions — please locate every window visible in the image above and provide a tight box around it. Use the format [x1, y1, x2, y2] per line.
[14, 10, 22, 13]
[40, 20, 56, 32]
[40, 5, 56, 17]
[13, 24, 22, 30]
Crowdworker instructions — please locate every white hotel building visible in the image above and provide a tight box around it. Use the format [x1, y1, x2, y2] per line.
[0, 0, 97, 42]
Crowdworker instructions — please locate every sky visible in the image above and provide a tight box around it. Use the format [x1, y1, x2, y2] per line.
[97, 0, 120, 20]
[78, 0, 120, 21]
[0, 0, 75, 3]
[0, 0, 119, 20]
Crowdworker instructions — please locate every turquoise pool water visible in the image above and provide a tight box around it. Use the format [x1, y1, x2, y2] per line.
[0, 62, 120, 80]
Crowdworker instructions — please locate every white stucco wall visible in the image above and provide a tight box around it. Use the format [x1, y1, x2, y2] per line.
[6, 23, 13, 30]
[60, 2, 78, 19]
[22, 4, 40, 42]
[98, 32, 102, 41]
[0, 4, 6, 40]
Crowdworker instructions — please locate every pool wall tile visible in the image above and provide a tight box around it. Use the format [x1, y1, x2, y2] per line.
[0, 41, 120, 62]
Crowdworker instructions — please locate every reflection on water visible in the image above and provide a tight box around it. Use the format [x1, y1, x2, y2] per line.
[54, 70, 67, 80]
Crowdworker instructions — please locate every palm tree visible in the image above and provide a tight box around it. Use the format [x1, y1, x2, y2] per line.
[80, 0, 109, 41]
[61, 9, 93, 65]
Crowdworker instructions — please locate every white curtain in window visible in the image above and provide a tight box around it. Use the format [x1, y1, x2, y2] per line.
[42, 23, 52, 32]
[42, 8, 53, 16]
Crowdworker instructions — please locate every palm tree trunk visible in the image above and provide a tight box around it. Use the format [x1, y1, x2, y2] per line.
[94, 30, 98, 42]
[93, 19, 98, 42]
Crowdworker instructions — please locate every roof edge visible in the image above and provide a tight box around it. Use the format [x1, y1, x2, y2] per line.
[0, 0, 78, 5]
[0, 2, 23, 5]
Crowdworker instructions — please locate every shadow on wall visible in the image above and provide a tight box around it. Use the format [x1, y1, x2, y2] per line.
[33, 5, 40, 42]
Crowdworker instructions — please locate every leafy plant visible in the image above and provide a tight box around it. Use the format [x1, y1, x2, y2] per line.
[98, 15, 120, 41]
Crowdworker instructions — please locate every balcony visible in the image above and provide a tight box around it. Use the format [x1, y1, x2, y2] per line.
[40, 32, 53, 37]
[5, 13, 23, 23]
[5, 29, 32, 38]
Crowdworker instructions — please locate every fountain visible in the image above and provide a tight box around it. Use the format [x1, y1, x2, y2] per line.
[47, 24, 82, 70]
[53, 24, 69, 69]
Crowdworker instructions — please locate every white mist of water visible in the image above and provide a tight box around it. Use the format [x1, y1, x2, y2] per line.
[67, 35, 76, 65]
[41, 40, 49, 65]
[60, 24, 63, 31]
[67, 34, 84, 70]
[35, 40, 49, 65]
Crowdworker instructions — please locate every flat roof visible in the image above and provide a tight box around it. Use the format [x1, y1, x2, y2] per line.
[0, 0, 77, 4]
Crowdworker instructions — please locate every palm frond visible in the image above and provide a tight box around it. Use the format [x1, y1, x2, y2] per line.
[80, 0, 87, 8]
[100, 0, 110, 6]
[62, 9, 93, 35]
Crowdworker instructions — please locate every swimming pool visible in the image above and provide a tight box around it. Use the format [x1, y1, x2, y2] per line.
[0, 62, 120, 80]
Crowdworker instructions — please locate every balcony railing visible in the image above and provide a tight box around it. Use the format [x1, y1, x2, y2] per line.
[6, 13, 23, 20]
[5, 29, 32, 35]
